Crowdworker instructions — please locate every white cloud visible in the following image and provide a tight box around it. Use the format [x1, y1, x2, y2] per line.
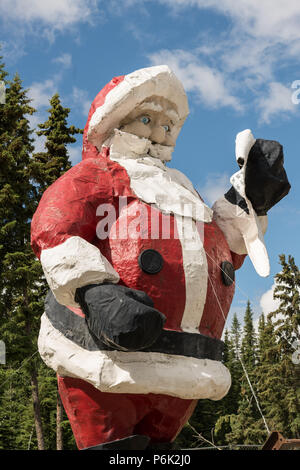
[159, 0, 300, 72]
[53, 53, 72, 69]
[160, 0, 300, 42]
[71, 86, 91, 116]
[148, 0, 300, 123]
[198, 172, 230, 206]
[0, 0, 99, 46]
[260, 282, 281, 316]
[149, 50, 242, 111]
[68, 145, 82, 165]
[258, 82, 296, 124]
[27, 75, 61, 151]
[0, 0, 97, 30]
[27, 113, 46, 152]
[28, 78, 58, 109]
[258, 281, 300, 340]
[0, 39, 26, 63]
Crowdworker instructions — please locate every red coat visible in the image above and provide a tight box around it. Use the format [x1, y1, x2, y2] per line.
[31, 147, 244, 340]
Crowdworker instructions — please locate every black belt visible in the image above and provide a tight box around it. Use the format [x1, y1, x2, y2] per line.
[44, 290, 224, 362]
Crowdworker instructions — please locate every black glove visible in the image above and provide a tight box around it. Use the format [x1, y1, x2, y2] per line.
[245, 139, 291, 215]
[75, 283, 166, 351]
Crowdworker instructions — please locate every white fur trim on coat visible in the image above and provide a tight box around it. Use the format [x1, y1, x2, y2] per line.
[38, 313, 231, 401]
[175, 215, 208, 333]
[40, 236, 119, 307]
[212, 196, 269, 276]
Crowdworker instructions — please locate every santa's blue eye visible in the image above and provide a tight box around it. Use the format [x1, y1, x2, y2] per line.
[163, 125, 170, 132]
[140, 116, 151, 125]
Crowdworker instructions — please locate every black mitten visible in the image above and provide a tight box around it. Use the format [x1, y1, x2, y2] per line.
[75, 283, 166, 351]
[245, 139, 291, 215]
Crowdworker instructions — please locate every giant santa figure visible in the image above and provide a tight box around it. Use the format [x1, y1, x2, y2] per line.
[31, 65, 290, 450]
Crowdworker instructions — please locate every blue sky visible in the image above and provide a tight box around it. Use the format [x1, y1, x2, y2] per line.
[1, 0, 299, 328]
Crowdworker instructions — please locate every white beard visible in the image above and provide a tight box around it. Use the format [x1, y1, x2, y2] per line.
[103, 129, 174, 162]
[103, 128, 213, 225]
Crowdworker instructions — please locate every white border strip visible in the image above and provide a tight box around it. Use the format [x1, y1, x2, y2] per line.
[175, 215, 208, 333]
[39, 313, 231, 401]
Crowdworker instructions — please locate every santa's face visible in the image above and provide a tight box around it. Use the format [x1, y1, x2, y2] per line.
[119, 95, 179, 147]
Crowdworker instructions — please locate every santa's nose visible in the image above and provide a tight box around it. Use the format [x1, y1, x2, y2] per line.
[150, 126, 166, 144]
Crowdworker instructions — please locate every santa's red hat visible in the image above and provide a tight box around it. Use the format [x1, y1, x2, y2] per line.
[82, 65, 189, 160]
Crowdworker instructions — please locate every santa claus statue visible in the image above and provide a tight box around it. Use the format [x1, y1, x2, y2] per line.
[31, 65, 290, 450]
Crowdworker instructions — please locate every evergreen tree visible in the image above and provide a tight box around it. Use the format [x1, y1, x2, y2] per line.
[231, 312, 242, 357]
[255, 315, 279, 432]
[0, 368, 34, 450]
[257, 313, 267, 364]
[29, 93, 82, 449]
[241, 300, 256, 368]
[262, 255, 300, 437]
[0, 61, 82, 449]
[0, 62, 47, 448]
[214, 315, 243, 444]
[224, 314, 243, 414]
[272, 255, 300, 351]
[227, 302, 266, 444]
[31, 93, 83, 194]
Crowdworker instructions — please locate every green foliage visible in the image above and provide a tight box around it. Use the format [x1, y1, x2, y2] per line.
[30, 93, 83, 194]
[176, 255, 300, 448]
[260, 255, 300, 438]
[0, 55, 82, 449]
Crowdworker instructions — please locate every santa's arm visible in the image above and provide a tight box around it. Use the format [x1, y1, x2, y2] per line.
[212, 129, 290, 276]
[31, 159, 119, 308]
[212, 194, 268, 271]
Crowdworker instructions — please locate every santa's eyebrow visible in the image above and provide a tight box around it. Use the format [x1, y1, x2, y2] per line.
[165, 109, 179, 122]
[138, 102, 163, 113]
[137, 102, 179, 124]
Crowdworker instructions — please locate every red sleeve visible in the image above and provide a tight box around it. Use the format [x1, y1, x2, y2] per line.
[231, 252, 247, 270]
[31, 158, 113, 259]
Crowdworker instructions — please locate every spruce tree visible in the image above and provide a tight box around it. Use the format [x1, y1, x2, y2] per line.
[227, 313, 243, 409]
[214, 315, 243, 445]
[253, 255, 300, 441]
[257, 313, 267, 364]
[0, 64, 47, 448]
[229, 302, 266, 444]
[241, 300, 257, 368]
[31, 93, 83, 194]
[231, 312, 242, 356]
[0, 61, 82, 450]
[264, 255, 300, 437]
[29, 93, 83, 449]
[255, 315, 279, 433]
[272, 255, 300, 351]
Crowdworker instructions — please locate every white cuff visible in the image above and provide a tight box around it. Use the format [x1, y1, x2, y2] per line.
[40, 236, 120, 307]
[213, 196, 269, 277]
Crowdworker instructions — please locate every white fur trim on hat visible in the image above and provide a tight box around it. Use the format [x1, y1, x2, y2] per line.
[87, 65, 189, 150]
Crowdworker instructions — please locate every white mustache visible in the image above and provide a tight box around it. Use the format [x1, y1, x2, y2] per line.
[147, 141, 173, 161]
[105, 129, 174, 162]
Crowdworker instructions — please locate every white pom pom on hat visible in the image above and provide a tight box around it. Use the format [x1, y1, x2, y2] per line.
[87, 65, 189, 150]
